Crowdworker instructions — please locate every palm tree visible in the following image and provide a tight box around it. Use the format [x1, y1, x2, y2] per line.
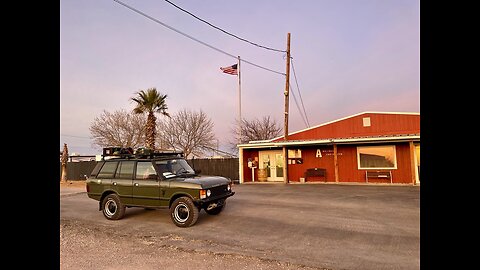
[61, 143, 69, 182]
[131, 88, 169, 150]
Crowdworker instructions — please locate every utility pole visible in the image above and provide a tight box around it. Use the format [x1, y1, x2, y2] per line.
[283, 33, 291, 184]
[237, 56, 242, 145]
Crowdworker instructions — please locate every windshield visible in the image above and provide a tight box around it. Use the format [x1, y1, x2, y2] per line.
[155, 159, 195, 178]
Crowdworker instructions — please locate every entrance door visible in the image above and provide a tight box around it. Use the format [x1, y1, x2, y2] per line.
[259, 150, 284, 182]
[415, 144, 420, 184]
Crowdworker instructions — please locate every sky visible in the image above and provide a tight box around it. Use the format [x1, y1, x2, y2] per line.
[60, 0, 420, 156]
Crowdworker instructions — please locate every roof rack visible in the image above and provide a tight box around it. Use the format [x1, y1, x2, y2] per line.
[102, 147, 184, 160]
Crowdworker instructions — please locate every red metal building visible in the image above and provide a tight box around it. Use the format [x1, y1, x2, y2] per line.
[238, 112, 420, 185]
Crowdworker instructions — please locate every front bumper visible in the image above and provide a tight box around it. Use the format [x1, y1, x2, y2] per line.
[195, 191, 235, 207]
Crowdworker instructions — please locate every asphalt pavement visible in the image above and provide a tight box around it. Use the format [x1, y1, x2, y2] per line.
[60, 186, 86, 197]
[60, 182, 420, 270]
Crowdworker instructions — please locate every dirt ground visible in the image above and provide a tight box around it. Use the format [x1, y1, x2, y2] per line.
[60, 180, 86, 188]
[60, 180, 323, 269]
[60, 219, 323, 270]
[60, 181, 325, 269]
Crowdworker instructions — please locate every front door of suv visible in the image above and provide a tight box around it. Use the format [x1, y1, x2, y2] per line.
[132, 161, 160, 207]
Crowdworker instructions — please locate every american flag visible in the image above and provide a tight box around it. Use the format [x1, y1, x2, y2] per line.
[220, 64, 238, 75]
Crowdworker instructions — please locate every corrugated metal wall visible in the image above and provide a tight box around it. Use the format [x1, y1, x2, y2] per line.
[243, 143, 415, 184]
[274, 113, 420, 141]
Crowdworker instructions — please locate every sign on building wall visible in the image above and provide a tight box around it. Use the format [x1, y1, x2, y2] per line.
[316, 149, 343, 158]
[288, 149, 303, 164]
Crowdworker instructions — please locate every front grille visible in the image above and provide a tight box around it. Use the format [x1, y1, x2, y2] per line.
[209, 185, 229, 197]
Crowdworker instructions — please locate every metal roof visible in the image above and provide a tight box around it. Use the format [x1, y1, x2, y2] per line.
[267, 111, 420, 142]
[238, 133, 420, 149]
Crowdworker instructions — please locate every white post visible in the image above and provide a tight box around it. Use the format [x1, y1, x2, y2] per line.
[238, 147, 244, 184]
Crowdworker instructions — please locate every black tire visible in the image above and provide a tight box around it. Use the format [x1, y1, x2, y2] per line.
[102, 194, 126, 220]
[170, 197, 199, 227]
[205, 200, 226, 215]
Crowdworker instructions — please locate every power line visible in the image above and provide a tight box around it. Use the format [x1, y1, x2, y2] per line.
[202, 145, 237, 158]
[289, 82, 309, 128]
[61, 134, 92, 139]
[163, 0, 286, 53]
[113, 0, 285, 76]
[291, 59, 310, 127]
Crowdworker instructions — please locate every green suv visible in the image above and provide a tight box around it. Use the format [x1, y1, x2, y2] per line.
[86, 147, 235, 227]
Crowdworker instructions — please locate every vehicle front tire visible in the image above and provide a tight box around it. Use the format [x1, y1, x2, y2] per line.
[205, 199, 226, 215]
[170, 197, 199, 227]
[102, 194, 126, 220]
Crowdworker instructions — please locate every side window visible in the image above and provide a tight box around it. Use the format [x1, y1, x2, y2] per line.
[136, 162, 157, 180]
[96, 161, 119, 178]
[90, 161, 104, 177]
[115, 161, 135, 179]
[156, 160, 170, 173]
[156, 160, 175, 179]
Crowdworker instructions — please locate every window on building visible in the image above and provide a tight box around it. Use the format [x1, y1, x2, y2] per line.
[357, 145, 397, 169]
[362, 117, 371, 127]
[287, 149, 303, 164]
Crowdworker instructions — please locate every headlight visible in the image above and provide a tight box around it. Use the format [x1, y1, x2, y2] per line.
[227, 184, 231, 191]
[200, 189, 211, 199]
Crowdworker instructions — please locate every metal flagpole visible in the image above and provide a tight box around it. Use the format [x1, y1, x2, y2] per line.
[237, 55, 241, 144]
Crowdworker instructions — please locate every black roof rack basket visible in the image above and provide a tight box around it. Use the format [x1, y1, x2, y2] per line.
[102, 147, 184, 159]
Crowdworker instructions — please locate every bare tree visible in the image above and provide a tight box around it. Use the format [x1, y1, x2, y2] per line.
[228, 116, 283, 153]
[90, 109, 146, 149]
[158, 109, 217, 158]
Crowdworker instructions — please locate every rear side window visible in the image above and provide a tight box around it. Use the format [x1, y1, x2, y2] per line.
[96, 161, 119, 178]
[90, 161, 104, 177]
[115, 161, 135, 179]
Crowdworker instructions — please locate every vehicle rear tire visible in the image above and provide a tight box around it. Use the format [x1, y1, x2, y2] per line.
[170, 197, 199, 227]
[205, 200, 226, 215]
[102, 194, 125, 220]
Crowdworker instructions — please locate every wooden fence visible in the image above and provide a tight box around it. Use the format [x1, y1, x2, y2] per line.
[59, 158, 239, 181]
[60, 161, 97, 180]
[187, 158, 239, 180]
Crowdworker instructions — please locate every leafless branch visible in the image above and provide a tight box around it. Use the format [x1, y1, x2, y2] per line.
[89, 109, 146, 149]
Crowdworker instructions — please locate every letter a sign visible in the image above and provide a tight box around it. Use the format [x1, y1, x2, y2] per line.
[316, 149, 322, 158]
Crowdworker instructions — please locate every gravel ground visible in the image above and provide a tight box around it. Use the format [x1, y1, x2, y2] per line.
[60, 218, 325, 270]
[60, 181, 86, 188]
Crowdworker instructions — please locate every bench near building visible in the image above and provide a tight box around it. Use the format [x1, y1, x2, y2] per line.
[238, 111, 420, 185]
